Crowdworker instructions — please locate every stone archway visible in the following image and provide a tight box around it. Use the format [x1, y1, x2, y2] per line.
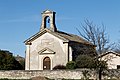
[43, 57, 51, 70]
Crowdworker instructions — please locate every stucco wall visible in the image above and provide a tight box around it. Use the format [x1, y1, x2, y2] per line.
[101, 53, 120, 69]
[26, 32, 69, 70]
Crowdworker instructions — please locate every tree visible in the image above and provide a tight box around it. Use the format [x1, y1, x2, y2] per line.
[76, 55, 94, 68]
[76, 20, 110, 80]
[53, 65, 66, 70]
[75, 55, 107, 69]
[0, 50, 24, 70]
[112, 30, 120, 53]
[71, 43, 96, 61]
[76, 20, 111, 54]
[19, 60, 25, 70]
[76, 54, 107, 80]
[15, 55, 25, 70]
[66, 61, 76, 69]
[113, 41, 120, 53]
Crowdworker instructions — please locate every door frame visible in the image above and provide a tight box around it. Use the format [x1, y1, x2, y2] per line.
[43, 57, 51, 70]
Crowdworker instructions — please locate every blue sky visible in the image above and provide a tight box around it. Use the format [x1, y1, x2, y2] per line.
[0, 0, 120, 57]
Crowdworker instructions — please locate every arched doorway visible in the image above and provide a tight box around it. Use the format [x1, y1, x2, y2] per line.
[43, 57, 51, 70]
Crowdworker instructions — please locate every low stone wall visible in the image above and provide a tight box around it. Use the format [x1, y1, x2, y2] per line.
[0, 70, 96, 79]
[0, 69, 120, 79]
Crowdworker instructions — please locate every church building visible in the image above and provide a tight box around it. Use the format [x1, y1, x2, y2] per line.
[24, 10, 95, 70]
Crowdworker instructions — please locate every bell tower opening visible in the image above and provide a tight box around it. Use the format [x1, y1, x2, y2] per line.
[45, 16, 50, 28]
[40, 10, 57, 32]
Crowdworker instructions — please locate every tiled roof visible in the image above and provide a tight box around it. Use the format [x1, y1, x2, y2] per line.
[24, 28, 93, 45]
[98, 51, 120, 58]
[55, 31, 93, 45]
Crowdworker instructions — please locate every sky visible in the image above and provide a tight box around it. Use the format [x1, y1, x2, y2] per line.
[0, 0, 120, 57]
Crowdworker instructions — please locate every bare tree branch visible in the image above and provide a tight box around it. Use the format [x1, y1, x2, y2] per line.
[77, 19, 111, 54]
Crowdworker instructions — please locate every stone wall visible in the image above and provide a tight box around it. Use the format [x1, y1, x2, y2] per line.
[0, 70, 95, 79]
[0, 70, 120, 79]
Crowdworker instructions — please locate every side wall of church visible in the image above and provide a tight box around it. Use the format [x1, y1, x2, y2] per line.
[26, 32, 68, 70]
[69, 42, 96, 61]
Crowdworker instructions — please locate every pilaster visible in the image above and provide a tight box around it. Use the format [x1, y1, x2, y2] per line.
[25, 45, 30, 70]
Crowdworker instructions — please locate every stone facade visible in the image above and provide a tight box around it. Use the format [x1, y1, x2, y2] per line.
[0, 70, 94, 79]
[0, 70, 120, 79]
[24, 10, 94, 70]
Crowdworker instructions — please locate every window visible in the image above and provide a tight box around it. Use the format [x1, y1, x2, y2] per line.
[117, 65, 120, 69]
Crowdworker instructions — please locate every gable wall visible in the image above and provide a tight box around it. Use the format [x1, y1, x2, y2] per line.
[26, 32, 69, 70]
[101, 53, 120, 69]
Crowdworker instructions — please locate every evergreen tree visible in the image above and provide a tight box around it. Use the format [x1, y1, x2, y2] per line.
[0, 50, 24, 70]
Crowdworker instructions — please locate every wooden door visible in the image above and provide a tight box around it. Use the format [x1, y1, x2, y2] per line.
[43, 57, 51, 70]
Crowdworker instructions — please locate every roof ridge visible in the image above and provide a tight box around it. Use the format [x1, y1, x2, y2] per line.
[24, 29, 94, 45]
[56, 30, 93, 45]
